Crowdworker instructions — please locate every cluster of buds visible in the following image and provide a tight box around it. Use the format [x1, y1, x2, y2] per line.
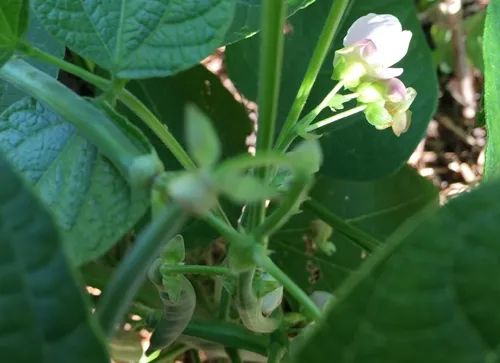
[333, 14, 417, 136]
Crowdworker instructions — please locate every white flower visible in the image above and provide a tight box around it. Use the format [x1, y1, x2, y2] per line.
[333, 14, 413, 84]
[344, 14, 413, 70]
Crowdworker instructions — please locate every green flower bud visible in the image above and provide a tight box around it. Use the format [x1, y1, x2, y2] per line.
[356, 82, 387, 104]
[332, 56, 367, 88]
[364, 101, 392, 129]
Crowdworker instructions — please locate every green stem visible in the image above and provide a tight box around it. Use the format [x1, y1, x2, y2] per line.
[204, 212, 245, 245]
[18, 42, 109, 89]
[299, 81, 345, 126]
[187, 349, 202, 363]
[304, 199, 382, 252]
[253, 247, 321, 320]
[306, 104, 366, 132]
[118, 90, 196, 170]
[225, 347, 243, 363]
[218, 287, 232, 320]
[249, 0, 287, 231]
[97, 205, 187, 336]
[161, 265, 234, 277]
[276, 0, 351, 148]
[256, 0, 287, 153]
[268, 343, 286, 363]
[237, 3, 297, 331]
[254, 173, 310, 239]
[183, 319, 270, 356]
[276, 81, 345, 151]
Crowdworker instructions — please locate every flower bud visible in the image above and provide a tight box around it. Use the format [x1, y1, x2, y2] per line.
[354, 77, 416, 136]
[332, 51, 367, 88]
[364, 101, 392, 129]
[356, 82, 386, 103]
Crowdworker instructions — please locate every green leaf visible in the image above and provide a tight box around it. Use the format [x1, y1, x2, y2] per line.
[122, 65, 252, 169]
[186, 104, 221, 167]
[0, 0, 28, 66]
[217, 172, 278, 203]
[0, 14, 64, 112]
[292, 178, 500, 363]
[483, 2, 500, 178]
[226, 0, 438, 180]
[0, 154, 108, 362]
[271, 166, 438, 293]
[0, 98, 149, 265]
[31, 0, 235, 79]
[161, 235, 186, 265]
[224, 0, 315, 43]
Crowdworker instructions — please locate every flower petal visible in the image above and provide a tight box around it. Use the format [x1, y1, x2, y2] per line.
[344, 14, 412, 67]
[343, 13, 379, 46]
[387, 78, 408, 102]
[392, 110, 412, 136]
[370, 67, 404, 79]
[375, 30, 413, 67]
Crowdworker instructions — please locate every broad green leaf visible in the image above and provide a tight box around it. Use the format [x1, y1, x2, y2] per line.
[123, 65, 252, 169]
[226, 0, 438, 180]
[0, 98, 149, 265]
[31, 0, 235, 79]
[0, 0, 28, 66]
[0, 154, 108, 363]
[292, 178, 500, 363]
[483, 2, 500, 178]
[0, 14, 64, 112]
[224, 0, 315, 43]
[186, 104, 221, 167]
[271, 167, 438, 293]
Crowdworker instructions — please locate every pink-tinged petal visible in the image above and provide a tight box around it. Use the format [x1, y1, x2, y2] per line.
[387, 78, 407, 102]
[371, 67, 404, 79]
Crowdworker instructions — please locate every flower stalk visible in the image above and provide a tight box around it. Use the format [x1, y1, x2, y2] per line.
[305, 104, 367, 132]
[276, 0, 352, 151]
